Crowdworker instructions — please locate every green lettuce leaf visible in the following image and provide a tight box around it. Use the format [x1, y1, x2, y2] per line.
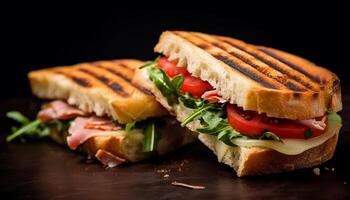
[142, 123, 160, 152]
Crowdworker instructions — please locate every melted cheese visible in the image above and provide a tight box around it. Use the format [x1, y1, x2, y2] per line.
[230, 118, 341, 155]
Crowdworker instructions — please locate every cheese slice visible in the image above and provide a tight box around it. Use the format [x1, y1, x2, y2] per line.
[230, 116, 341, 155]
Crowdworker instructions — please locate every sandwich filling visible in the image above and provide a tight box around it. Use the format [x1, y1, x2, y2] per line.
[6, 100, 194, 165]
[141, 57, 342, 156]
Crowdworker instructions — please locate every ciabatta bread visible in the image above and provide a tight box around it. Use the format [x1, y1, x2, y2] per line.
[154, 31, 342, 120]
[29, 59, 167, 124]
[135, 66, 341, 176]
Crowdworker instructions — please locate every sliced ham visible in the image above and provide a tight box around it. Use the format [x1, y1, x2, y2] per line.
[95, 149, 126, 167]
[67, 116, 121, 150]
[297, 116, 327, 130]
[201, 90, 227, 103]
[38, 100, 87, 122]
[85, 120, 121, 131]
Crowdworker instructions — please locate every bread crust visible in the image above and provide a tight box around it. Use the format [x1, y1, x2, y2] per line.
[198, 133, 338, 177]
[28, 59, 167, 124]
[154, 31, 342, 119]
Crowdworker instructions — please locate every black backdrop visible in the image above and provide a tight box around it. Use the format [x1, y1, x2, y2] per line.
[3, 9, 349, 99]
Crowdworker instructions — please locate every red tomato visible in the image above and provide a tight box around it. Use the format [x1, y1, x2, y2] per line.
[181, 76, 214, 98]
[157, 57, 213, 97]
[157, 57, 190, 78]
[226, 104, 324, 139]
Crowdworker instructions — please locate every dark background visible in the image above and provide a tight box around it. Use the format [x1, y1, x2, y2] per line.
[2, 9, 350, 99]
[1, 8, 350, 199]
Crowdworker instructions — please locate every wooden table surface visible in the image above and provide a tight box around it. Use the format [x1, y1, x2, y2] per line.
[1, 88, 349, 200]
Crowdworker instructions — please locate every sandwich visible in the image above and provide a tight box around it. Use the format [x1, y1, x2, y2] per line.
[6, 59, 197, 167]
[135, 31, 343, 176]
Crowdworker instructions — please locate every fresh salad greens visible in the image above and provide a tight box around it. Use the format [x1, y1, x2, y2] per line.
[5, 111, 70, 142]
[148, 66, 184, 105]
[124, 119, 160, 152]
[142, 122, 160, 152]
[143, 58, 283, 146]
[139, 56, 160, 69]
[6, 109, 161, 153]
[125, 121, 136, 132]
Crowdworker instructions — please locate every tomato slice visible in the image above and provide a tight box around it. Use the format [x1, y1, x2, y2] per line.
[181, 76, 214, 98]
[157, 57, 190, 78]
[157, 57, 213, 98]
[227, 104, 324, 139]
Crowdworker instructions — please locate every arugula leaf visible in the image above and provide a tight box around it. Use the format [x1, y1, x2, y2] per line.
[6, 111, 70, 142]
[181, 103, 216, 127]
[149, 67, 179, 105]
[6, 111, 30, 125]
[171, 75, 184, 94]
[179, 93, 204, 109]
[200, 111, 223, 130]
[259, 131, 283, 143]
[142, 123, 159, 152]
[6, 119, 41, 142]
[217, 127, 240, 146]
[139, 56, 160, 69]
[125, 121, 136, 132]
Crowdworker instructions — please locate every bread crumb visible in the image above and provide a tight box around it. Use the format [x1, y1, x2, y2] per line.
[344, 182, 347, 185]
[324, 167, 330, 171]
[171, 181, 205, 190]
[163, 174, 169, 178]
[156, 169, 171, 173]
[313, 168, 320, 176]
[331, 167, 335, 172]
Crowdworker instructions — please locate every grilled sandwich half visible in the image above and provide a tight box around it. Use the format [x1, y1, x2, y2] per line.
[8, 59, 197, 166]
[136, 31, 343, 176]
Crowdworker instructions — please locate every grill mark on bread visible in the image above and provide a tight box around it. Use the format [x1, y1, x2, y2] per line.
[53, 70, 92, 87]
[111, 60, 135, 71]
[92, 63, 153, 95]
[78, 68, 129, 97]
[216, 37, 319, 90]
[174, 32, 285, 90]
[193, 34, 306, 91]
[72, 77, 91, 87]
[214, 55, 277, 89]
[257, 47, 323, 84]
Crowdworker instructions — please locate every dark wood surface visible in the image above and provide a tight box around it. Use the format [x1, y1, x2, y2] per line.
[1, 88, 349, 200]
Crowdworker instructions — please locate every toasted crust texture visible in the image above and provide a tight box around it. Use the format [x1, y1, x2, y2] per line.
[28, 59, 167, 124]
[198, 133, 338, 177]
[154, 31, 342, 119]
[83, 131, 147, 162]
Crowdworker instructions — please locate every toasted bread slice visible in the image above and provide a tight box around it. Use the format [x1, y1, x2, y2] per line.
[29, 59, 167, 124]
[135, 65, 341, 176]
[154, 31, 342, 119]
